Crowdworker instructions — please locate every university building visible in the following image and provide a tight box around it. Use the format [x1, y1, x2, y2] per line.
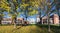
[1, 14, 60, 25]
[41, 14, 59, 25]
[1, 18, 24, 24]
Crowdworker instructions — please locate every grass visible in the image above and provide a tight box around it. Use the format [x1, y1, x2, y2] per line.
[0, 24, 60, 33]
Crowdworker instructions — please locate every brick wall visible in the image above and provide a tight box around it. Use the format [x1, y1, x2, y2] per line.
[54, 14, 59, 24]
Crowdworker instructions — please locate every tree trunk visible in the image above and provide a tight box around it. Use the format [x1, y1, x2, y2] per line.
[38, 7, 42, 24]
[0, 20, 1, 24]
[47, 13, 50, 33]
[24, 17, 27, 25]
[14, 17, 17, 28]
[39, 11, 42, 24]
[11, 19, 14, 24]
[38, 16, 42, 24]
[0, 15, 3, 24]
[40, 17, 42, 24]
[26, 17, 27, 21]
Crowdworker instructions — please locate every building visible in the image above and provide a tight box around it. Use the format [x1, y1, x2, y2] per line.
[2, 18, 12, 24]
[2, 17, 29, 25]
[1, 14, 60, 25]
[2, 18, 24, 24]
[16, 18, 24, 24]
[42, 16, 48, 24]
[42, 14, 59, 25]
[59, 16, 60, 24]
[28, 18, 36, 24]
[53, 14, 59, 24]
[36, 15, 40, 23]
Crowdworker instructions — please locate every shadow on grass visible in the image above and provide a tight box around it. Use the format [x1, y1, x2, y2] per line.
[11, 26, 23, 32]
[35, 24, 60, 33]
[12, 24, 29, 32]
[50, 25, 60, 33]
[0, 24, 12, 26]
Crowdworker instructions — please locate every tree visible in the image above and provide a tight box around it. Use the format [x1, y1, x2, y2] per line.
[45, 0, 56, 33]
[0, 8, 6, 24]
[6, 0, 22, 28]
[54, 0, 60, 15]
[20, 0, 38, 21]
[29, 0, 47, 24]
[0, 0, 38, 26]
[0, 0, 9, 24]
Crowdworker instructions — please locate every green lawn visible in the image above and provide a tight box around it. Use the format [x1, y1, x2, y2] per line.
[0, 24, 60, 33]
